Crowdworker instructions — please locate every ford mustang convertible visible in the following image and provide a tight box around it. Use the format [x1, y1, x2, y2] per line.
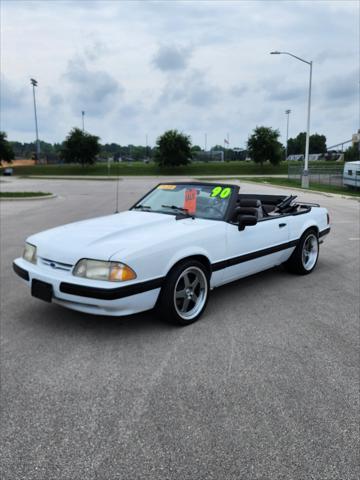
[13, 182, 330, 325]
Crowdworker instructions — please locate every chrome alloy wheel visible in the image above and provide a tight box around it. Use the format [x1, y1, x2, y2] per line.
[302, 233, 319, 271]
[173, 266, 208, 321]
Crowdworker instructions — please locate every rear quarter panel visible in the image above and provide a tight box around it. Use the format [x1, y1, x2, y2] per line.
[288, 207, 329, 241]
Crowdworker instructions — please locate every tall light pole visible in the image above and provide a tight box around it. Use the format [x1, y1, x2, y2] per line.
[270, 51, 313, 188]
[82, 110, 85, 132]
[285, 109, 291, 161]
[30, 78, 40, 163]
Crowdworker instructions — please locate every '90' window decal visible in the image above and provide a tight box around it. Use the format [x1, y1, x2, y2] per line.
[210, 186, 231, 199]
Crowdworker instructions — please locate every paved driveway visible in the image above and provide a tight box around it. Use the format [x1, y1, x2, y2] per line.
[1, 177, 359, 479]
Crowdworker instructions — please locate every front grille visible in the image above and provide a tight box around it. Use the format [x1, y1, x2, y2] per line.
[40, 257, 73, 272]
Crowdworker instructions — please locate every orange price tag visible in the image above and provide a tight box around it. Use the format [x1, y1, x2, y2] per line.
[184, 188, 197, 214]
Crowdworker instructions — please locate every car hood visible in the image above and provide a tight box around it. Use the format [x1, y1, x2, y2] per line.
[27, 210, 211, 265]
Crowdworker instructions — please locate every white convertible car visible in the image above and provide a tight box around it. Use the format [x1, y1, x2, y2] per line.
[13, 182, 330, 325]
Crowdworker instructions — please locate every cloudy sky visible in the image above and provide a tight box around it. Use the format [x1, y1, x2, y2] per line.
[1, 0, 358, 149]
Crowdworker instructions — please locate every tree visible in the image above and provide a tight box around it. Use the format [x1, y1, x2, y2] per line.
[287, 134, 303, 156]
[191, 145, 202, 154]
[155, 130, 192, 166]
[247, 126, 283, 166]
[60, 128, 100, 166]
[310, 134, 327, 154]
[287, 132, 327, 155]
[344, 143, 359, 162]
[0, 132, 15, 163]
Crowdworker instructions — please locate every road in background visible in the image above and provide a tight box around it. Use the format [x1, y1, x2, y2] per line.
[1, 177, 359, 479]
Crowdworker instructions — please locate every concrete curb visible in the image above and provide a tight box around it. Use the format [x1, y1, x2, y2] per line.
[0, 194, 57, 201]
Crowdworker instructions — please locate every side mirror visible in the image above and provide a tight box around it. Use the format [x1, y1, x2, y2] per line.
[238, 215, 257, 231]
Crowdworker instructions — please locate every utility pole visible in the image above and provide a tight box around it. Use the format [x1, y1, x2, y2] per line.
[271, 51, 313, 188]
[30, 78, 40, 163]
[285, 109, 291, 161]
[82, 111, 85, 132]
[303, 61, 313, 188]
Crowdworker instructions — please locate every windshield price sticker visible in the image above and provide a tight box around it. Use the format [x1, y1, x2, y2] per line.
[158, 184, 177, 190]
[184, 188, 197, 214]
[210, 186, 231, 199]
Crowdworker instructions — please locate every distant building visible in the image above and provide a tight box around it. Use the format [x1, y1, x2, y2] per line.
[286, 153, 336, 162]
[287, 154, 304, 161]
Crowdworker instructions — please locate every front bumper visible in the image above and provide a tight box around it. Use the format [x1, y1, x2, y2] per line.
[13, 258, 163, 316]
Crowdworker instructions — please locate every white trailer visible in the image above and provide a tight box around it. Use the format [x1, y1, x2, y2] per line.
[343, 161, 360, 188]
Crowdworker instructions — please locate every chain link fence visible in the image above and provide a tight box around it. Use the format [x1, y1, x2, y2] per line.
[288, 165, 344, 186]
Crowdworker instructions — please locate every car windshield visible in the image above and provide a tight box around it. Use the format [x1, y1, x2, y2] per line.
[132, 183, 235, 220]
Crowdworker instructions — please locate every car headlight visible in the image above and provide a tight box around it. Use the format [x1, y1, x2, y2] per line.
[23, 243, 37, 264]
[73, 259, 137, 282]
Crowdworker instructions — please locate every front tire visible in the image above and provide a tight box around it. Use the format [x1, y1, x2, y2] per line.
[285, 229, 319, 275]
[157, 260, 210, 325]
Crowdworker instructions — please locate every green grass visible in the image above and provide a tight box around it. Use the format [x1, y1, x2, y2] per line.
[0, 191, 52, 198]
[238, 177, 360, 197]
[0, 161, 342, 177]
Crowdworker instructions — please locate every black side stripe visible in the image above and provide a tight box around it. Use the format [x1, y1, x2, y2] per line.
[212, 239, 299, 272]
[319, 227, 330, 238]
[41, 228, 332, 301]
[212, 227, 330, 272]
[60, 276, 164, 300]
[13, 262, 30, 281]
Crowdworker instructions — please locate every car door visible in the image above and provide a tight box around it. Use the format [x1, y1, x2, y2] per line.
[220, 217, 290, 283]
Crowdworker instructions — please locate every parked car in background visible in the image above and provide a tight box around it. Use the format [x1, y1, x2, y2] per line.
[2, 167, 13, 176]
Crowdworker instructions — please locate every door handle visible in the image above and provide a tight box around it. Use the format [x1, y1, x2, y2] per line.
[279, 223, 287, 228]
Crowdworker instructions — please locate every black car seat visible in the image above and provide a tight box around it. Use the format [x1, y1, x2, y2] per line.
[234, 198, 264, 220]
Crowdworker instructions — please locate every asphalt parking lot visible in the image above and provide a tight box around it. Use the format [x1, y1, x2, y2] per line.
[1, 176, 359, 480]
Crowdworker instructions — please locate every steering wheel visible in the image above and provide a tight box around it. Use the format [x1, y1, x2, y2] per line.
[207, 205, 223, 217]
[207, 199, 225, 217]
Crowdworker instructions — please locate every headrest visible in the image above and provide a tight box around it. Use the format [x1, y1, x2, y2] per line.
[236, 207, 258, 214]
[239, 198, 262, 208]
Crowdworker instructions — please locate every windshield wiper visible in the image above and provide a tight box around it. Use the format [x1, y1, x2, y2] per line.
[161, 205, 194, 220]
[133, 204, 152, 211]
[161, 204, 188, 213]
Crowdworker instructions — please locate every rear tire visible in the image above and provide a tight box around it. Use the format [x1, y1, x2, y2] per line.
[284, 229, 319, 275]
[157, 260, 210, 326]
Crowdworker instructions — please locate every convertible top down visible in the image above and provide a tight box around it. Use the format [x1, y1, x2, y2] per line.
[13, 182, 330, 325]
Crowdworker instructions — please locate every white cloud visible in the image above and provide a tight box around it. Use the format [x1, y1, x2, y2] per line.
[64, 56, 123, 115]
[153, 44, 193, 71]
[1, 0, 358, 147]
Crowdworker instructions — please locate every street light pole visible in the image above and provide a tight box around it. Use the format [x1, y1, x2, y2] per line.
[82, 110, 85, 132]
[30, 78, 40, 163]
[303, 61, 313, 188]
[270, 51, 313, 188]
[285, 109, 291, 161]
